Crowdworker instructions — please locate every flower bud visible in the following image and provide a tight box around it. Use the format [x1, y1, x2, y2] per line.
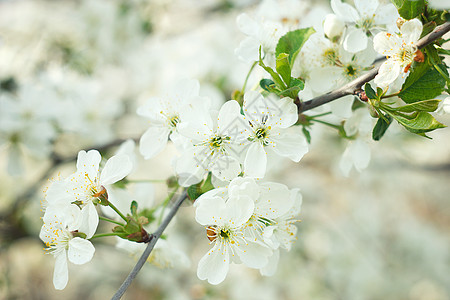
[323, 14, 345, 42]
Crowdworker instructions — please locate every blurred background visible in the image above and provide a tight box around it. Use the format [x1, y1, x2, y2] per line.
[0, 0, 449, 299]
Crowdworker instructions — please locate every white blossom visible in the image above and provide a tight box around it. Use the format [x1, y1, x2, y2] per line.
[242, 91, 308, 178]
[331, 0, 399, 53]
[46, 150, 133, 236]
[39, 204, 95, 290]
[137, 79, 204, 159]
[175, 100, 246, 186]
[194, 179, 272, 285]
[373, 19, 423, 88]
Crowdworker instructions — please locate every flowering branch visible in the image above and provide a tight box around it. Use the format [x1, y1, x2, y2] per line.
[298, 22, 450, 113]
[111, 190, 188, 300]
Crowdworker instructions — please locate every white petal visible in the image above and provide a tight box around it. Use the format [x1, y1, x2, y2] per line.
[260, 249, 280, 276]
[237, 13, 259, 36]
[374, 60, 401, 88]
[195, 196, 226, 226]
[53, 250, 69, 290]
[244, 143, 267, 179]
[257, 182, 293, 218]
[228, 177, 260, 200]
[352, 139, 371, 172]
[225, 194, 255, 226]
[76, 150, 101, 179]
[243, 91, 266, 125]
[197, 243, 230, 285]
[68, 238, 95, 265]
[373, 32, 401, 56]
[235, 37, 261, 63]
[343, 28, 368, 53]
[80, 203, 99, 238]
[46, 180, 74, 207]
[100, 154, 132, 185]
[210, 155, 241, 182]
[401, 19, 423, 44]
[139, 126, 170, 159]
[354, 0, 379, 17]
[271, 133, 309, 162]
[331, 0, 360, 22]
[374, 3, 399, 25]
[217, 100, 245, 136]
[236, 241, 272, 269]
[275, 97, 298, 128]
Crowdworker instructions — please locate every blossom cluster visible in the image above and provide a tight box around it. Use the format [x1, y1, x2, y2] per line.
[28, 0, 450, 292]
[40, 150, 132, 289]
[195, 177, 302, 284]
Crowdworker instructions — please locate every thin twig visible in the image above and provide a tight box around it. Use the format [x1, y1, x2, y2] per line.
[111, 190, 188, 300]
[298, 22, 450, 113]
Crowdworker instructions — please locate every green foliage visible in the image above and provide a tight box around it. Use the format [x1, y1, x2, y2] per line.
[276, 53, 291, 86]
[364, 83, 378, 100]
[187, 173, 215, 201]
[394, 0, 426, 19]
[372, 114, 392, 141]
[302, 127, 311, 144]
[398, 63, 447, 103]
[258, 28, 314, 100]
[390, 99, 441, 112]
[365, 79, 445, 139]
[385, 111, 446, 135]
[275, 27, 315, 67]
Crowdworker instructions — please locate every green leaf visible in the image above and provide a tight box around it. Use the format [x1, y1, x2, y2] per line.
[130, 200, 138, 216]
[279, 86, 301, 99]
[372, 114, 392, 141]
[364, 83, 377, 100]
[260, 79, 275, 92]
[302, 127, 311, 143]
[290, 77, 305, 90]
[187, 184, 202, 201]
[398, 63, 447, 103]
[437, 48, 450, 56]
[275, 27, 315, 67]
[258, 47, 286, 89]
[391, 99, 441, 112]
[276, 53, 291, 86]
[398, 0, 425, 19]
[387, 111, 446, 134]
[390, 0, 404, 8]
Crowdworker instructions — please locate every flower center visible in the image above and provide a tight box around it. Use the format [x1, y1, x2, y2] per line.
[168, 115, 180, 128]
[322, 48, 339, 66]
[356, 17, 375, 34]
[343, 64, 360, 79]
[249, 125, 271, 146]
[395, 47, 415, 66]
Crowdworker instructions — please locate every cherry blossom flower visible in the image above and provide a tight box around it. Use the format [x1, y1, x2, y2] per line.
[39, 204, 95, 290]
[175, 100, 247, 186]
[242, 91, 308, 178]
[331, 0, 399, 53]
[339, 107, 373, 176]
[137, 79, 204, 159]
[46, 150, 132, 236]
[194, 180, 272, 285]
[373, 19, 423, 88]
[235, 13, 285, 64]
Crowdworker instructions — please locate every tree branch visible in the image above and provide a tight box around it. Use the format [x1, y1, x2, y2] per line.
[298, 22, 450, 113]
[111, 190, 188, 300]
